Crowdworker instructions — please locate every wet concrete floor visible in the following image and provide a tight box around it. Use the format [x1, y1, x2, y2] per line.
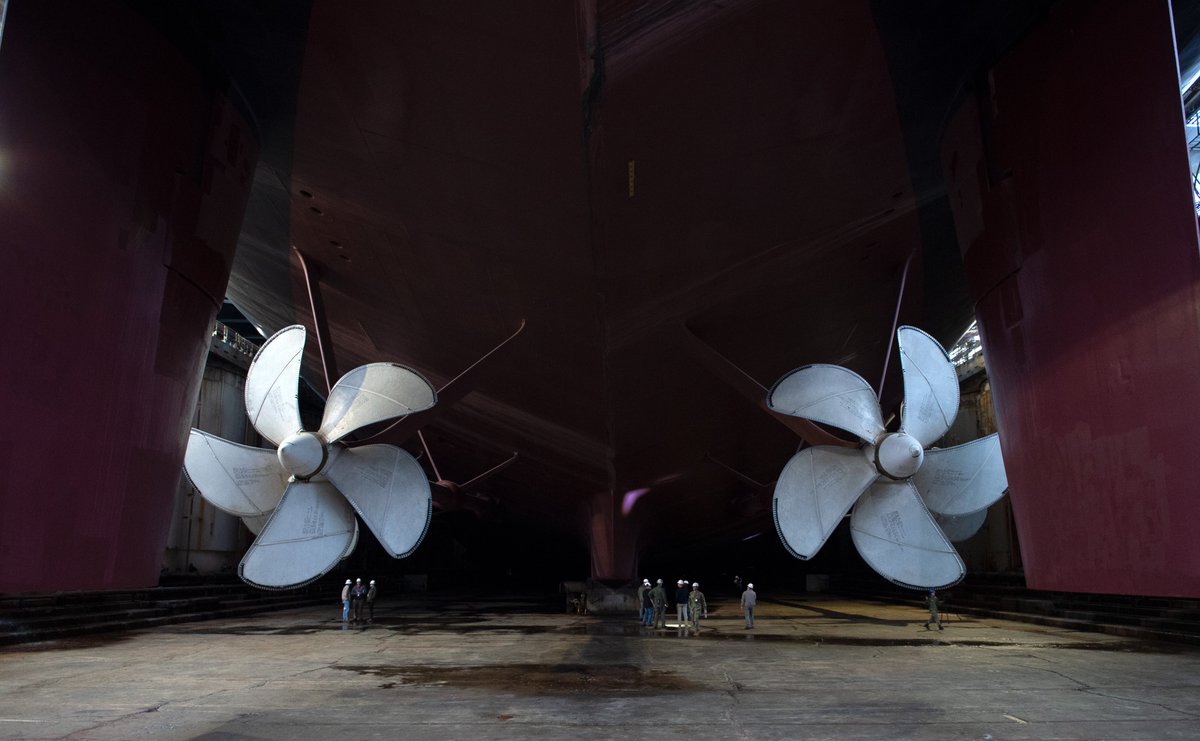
[1, 592, 1198, 739]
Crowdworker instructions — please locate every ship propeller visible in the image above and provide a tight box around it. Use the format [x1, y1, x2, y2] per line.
[184, 325, 436, 589]
[767, 326, 1008, 589]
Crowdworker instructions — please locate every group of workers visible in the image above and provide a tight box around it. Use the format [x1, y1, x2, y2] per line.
[631, 580, 943, 632]
[340, 577, 378, 623]
[333, 575, 937, 632]
[635, 578, 759, 630]
[637, 578, 707, 629]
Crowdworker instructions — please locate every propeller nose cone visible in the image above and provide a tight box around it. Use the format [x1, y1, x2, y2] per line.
[277, 432, 328, 479]
[875, 432, 924, 479]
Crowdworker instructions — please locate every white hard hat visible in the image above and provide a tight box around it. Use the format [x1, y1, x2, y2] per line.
[370, 580, 376, 585]
[643, 579, 650, 585]
[692, 582, 699, 587]
[748, 583, 754, 589]
[345, 580, 352, 585]
[657, 579, 663, 584]
[677, 579, 684, 584]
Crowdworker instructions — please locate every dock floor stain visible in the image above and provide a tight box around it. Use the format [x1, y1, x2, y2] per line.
[336, 663, 698, 694]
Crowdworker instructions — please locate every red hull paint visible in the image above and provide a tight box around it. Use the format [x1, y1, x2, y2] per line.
[0, 2, 257, 591]
[945, 0, 1200, 597]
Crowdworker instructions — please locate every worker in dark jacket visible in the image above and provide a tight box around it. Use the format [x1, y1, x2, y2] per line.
[350, 578, 368, 623]
[636, 579, 650, 622]
[366, 580, 378, 623]
[675, 579, 690, 626]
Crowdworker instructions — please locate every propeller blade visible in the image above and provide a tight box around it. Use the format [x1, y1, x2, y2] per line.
[318, 363, 437, 444]
[184, 430, 288, 517]
[773, 446, 878, 559]
[767, 364, 886, 443]
[239, 480, 357, 589]
[244, 325, 305, 447]
[897, 326, 959, 447]
[324, 444, 432, 558]
[934, 509, 988, 543]
[912, 433, 1008, 516]
[850, 479, 965, 589]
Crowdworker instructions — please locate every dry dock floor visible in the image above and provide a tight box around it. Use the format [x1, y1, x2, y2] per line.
[1, 592, 1198, 740]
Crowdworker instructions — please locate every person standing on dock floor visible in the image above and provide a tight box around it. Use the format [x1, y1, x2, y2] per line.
[688, 582, 708, 630]
[341, 579, 352, 622]
[651, 579, 668, 628]
[924, 589, 943, 631]
[350, 578, 368, 623]
[366, 580, 378, 623]
[675, 579, 690, 626]
[636, 579, 650, 622]
[740, 582, 756, 629]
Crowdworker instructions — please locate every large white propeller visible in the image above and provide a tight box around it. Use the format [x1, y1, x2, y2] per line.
[767, 326, 1007, 589]
[184, 325, 437, 589]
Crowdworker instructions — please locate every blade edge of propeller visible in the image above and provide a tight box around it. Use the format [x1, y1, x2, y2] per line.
[773, 445, 878, 559]
[244, 325, 306, 448]
[850, 479, 965, 590]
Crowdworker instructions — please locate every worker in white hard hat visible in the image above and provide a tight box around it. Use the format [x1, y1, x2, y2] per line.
[350, 578, 368, 623]
[675, 579, 690, 627]
[688, 582, 708, 630]
[636, 579, 651, 623]
[340, 579, 352, 622]
[740, 582, 757, 629]
[650, 579, 669, 628]
[924, 590, 943, 631]
[366, 579, 378, 623]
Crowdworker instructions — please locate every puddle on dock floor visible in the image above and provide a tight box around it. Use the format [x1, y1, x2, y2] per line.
[336, 663, 698, 694]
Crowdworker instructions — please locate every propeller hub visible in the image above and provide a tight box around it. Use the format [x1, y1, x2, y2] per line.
[277, 431, 328, 479]
[874, 432, 924, 479]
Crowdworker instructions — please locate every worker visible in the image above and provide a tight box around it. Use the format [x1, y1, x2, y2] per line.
[925, 589, 943, 631]
[688, 582, 708, 630]
[650, 579, 668, 628]
[740, 582, 757, 629]
[675, 579, 690, 626]
[350, 578, 367, 623]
